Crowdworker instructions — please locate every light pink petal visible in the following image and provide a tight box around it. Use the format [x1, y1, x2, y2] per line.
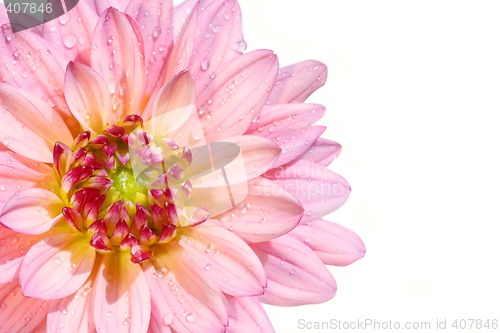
[92, 252, 150, 333]
[292, 138, 342, 166]
[0, 4, 8, 24]
[47, 278, 95, 333]
[290, 219, 366, 266]
[19, 233, 96, 300]
[196, 49, 278, 141]
[91, 8, 145, 121]
[173, 0, 198, 39]
[252, 235, 337, 306]
[0, 25, 74, 125]
[226, 296, 275, 333]
[65, 62, 111, 132]
[0, 280, 49, 332]
[0, 84, 73, 162]
[179, 225, 267, 296]
[144, 243, 228, 332]
[268, 60, 327, 104]
[0, 145, 53, 210]
[221, 135, 281, 180]
[125, 0, 173, 97]
[41, 1, 101, 65]
[265, 160, 350, 223]
[0, 224, 43, 284]
[209, 177, 303, 243]
[188, 0, 245, 86]
[0, 188, 65, 235]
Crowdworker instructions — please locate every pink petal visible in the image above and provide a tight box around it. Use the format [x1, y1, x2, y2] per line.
[47, 278, 95, 333]
[65, 62, 112, 132]
[0, 145, 53, 210]
[189, 0, 245, 85]
[0, 188, 65, 235]
[19, 233, 96, 300]
[209, 177, 303, 243]
[221, 135, 281, 180]
[265, 160, 350, 223]
[125, 0, 173, 97]
[91, 8, 145, 121]
[226, 296, 275, 333]
[290, 219, 366, 266]
[179, 225, 267, 296]
[144, 243, 228, 332]
[252, 235, 337, 306]
[92, 252, 150, 333]
[0, 280, 49, 332]
[268, 60, 327, 104]
[0, 4, 8, 24]
[0, 25, 74, 124]
[0, 224, 43, 284]
[292, 138, 342, 166]
[41, 1, 101, 65]
[196, 49, 278, 141]
[0, 85, 74, 162]
[173, 0, 198, 39]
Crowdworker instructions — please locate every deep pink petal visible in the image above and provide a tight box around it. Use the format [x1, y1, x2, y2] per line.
[41, 1, 101, 65]
[65, 62, 112, 132]
[226, 296, 275, 333]
[19, 233, 96, 300]
[179, 225, 267, 296]
[0, 84, 74, 162]
[268, 60, 327, 104]
[91, 8, 145, 121]
[0, 145, 53, 210]
[144, 243, 228, 332]
[265, 160, 350, 223]
[290, 220, 366, 266]
[209, 177, 303, 243]
[196, 49, 278, 141]
[252, 235, 337, 306]
[0, 281, 49, 332]
[92, 252, 150, 333]
[291, 138, 342, 166]
[47, 278, 95, 333]
[0, 25, 75, 126]
[125, 0, 173, 97]
[0, 188, 65, 235]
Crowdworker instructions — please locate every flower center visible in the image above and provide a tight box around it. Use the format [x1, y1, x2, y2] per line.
[53, 115, 206, 263]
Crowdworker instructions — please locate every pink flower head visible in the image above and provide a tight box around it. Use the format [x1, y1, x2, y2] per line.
[0, 1, 365, 332]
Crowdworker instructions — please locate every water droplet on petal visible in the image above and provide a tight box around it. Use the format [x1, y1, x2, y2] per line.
[63, 34, 76, 49]
[186, 313, 197, 323]
[163, 312, 174, 326]
[59, 14, 70, 25]
[153, 26, 162, 39]
[0, 185, 5, 191]
[231, 39, 247, 54]
[204, 263, 212, 271]
[200, 59, 209, 71]
[106, 311, 113, 317]
[54, 257, 62, 264]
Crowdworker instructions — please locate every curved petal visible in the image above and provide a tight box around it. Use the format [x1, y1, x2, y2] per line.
[226, 296, 275, 333]
[92, 252, 150, 333]
[265, 160, 350, 223]
[0, 280, 49, 333]
[291, 138, 342, 166]
[125, 0, 173, 97]
[91, 8, 145, 121]
[144, 243, 228, 333]
[0, 224, 43, 284]
[47, 277, 95, 333]
[196, 49, 278, 141]
[0, 188, 65, 235]
[0, 145, 54, 210]
[41, 0, 101, 65]
[173, 0, 197, 39]
[209, 177, 303, 243]
[65, 62, 111, 132]
[290, 220, 366, 266]
[0, 84, 73, 162]
[20, 233, 96, 300]
[179, 225, 267, 296]
[252, 235, 337, 306]
[0, 25, 74, 126]
[268, 60, 327, 104]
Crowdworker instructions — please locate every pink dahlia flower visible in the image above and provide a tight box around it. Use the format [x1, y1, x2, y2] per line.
[0, 1, 365, 332]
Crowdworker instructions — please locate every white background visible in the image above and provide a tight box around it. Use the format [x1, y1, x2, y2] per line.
[240, 1, 500, 332]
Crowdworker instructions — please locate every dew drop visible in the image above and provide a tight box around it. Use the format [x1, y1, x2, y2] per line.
[205, 243, 215, 253]
[200, 59, 209, 71]
[54, 257, 62, 265]
[63, 34, 76, 49]
[0, 185, 5, 191]
[58, 14, 70, 25]
[223, 14, 230, 21]
[163, 312, 174, 326]
[106, 311, 113, 317]
[231, 39, 247, 54]
[153, 26, 162, 39]
[204, 263, 212, 271]
[2, 138, 9, 146]
[123, 317, 131, 325]
[186, 313, 197, 323]
[209, 24, 221, 33]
